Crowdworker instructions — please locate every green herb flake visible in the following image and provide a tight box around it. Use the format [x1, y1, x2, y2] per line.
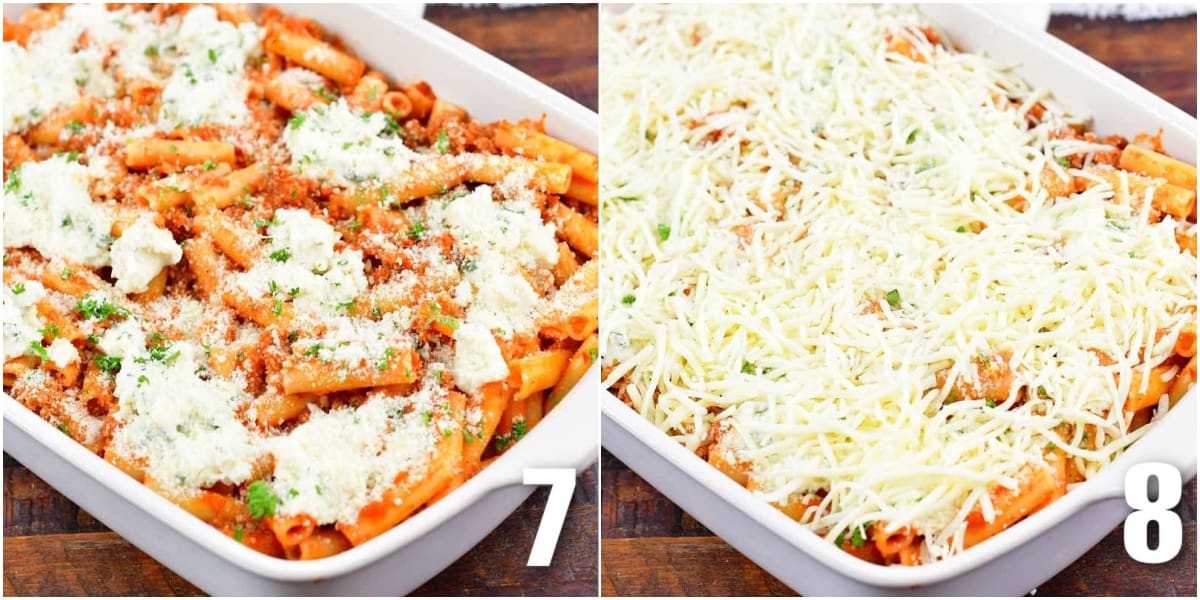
[657, 224, 671, 241]
[885, 289, 901, 308]
[94, 354, 122, 373]
[621, 294, 635, 305]
[245, 480, 280, 519]
[66, 121, 85, 134]
[269, 248, 291, 262]
[29, 341, 50, 361]
[435, 130, 450, 154]
[11, 282, 26, 295]
[851, 523, 872, 548]
[233, 524, 244, 543]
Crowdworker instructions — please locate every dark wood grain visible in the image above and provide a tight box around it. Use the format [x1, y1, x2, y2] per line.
[601, 15, 1198, 597]
[1048, 15, 1196, 116]
[2, 4, 598, 597]
[425, 4, 598, 112]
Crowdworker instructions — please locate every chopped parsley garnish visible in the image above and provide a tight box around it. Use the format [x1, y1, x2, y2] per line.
[494, 419, 528, 451]
[1046, 441, 1056, 451]
[460, 258, 478, 273]
[885, 289, 901, 308]
[4, 168, 22, 194]
[271, 298, 284, 316]
[29, 341, 50, 361]
[94, 354, 122, 373]
[39, 323, 59, 339]
[207, 48, 218, 63]
[233, 524, 244, 543]
[269, 248, 291, 262]
[57, 422, 70, 435]
[304, 343, 324, 358]
[287, 287, 301, 297]
[76, 296, 129, 320]
[66, 121, 85, 134]
[851, 522, 872, 547]
[1057, 157, 1071, 168]
[11, 282, 26, 295]
[621, 294, 635, 305]
[288, 488, 299, 498]
[657, 224, 671, 241]
[906, 128, 919, 144]
[382, 113, 401, 135]
[316, 86, 337, 102]
[956, 225, 967, 233]
[245, 480, 280, 519]
[337, 300, 355, 312]
[60, 267, 73, 281]
[986, 399, 997, 408]
[435, 130, 450, 154]
[435, 315, 460, 330]
[202, 160, 216, 171]
[406, 221, 426, 240]
[588, 347, 599, 362]
[741, 361, 755, 374]
[287, 113, 307, 130]
[144, 44, 159, 57]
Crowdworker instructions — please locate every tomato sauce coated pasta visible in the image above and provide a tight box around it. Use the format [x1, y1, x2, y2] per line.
[600, 4, 1195, 565]
[3, 3, 597, 559]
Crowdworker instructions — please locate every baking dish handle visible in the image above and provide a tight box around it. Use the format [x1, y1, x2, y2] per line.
[1075, 394, 1197, 502]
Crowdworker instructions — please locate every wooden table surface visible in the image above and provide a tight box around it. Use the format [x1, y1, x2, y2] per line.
[601, 14, 1198, 598]
[2, 4, 599, 597]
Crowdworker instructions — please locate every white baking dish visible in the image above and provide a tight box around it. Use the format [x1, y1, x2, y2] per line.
[2, 3, 598, 595]
[600, 3, 1197, 596]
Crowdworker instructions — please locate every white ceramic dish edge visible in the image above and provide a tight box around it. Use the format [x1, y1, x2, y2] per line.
[2, 3, 599, 595]
[600, 3, 1197, 596]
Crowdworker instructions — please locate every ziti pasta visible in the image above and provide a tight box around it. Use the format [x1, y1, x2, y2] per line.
[600, 4, 1196, 565]
[2, 3, 598, 560]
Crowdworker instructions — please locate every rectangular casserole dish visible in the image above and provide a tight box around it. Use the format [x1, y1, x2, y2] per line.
[2, 3, 599, 595]
[600, 3, 1197, 596]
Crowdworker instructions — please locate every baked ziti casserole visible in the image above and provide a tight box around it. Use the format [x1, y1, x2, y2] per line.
[3, 3, 598, 560]
[600, 4, 1196, 565]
